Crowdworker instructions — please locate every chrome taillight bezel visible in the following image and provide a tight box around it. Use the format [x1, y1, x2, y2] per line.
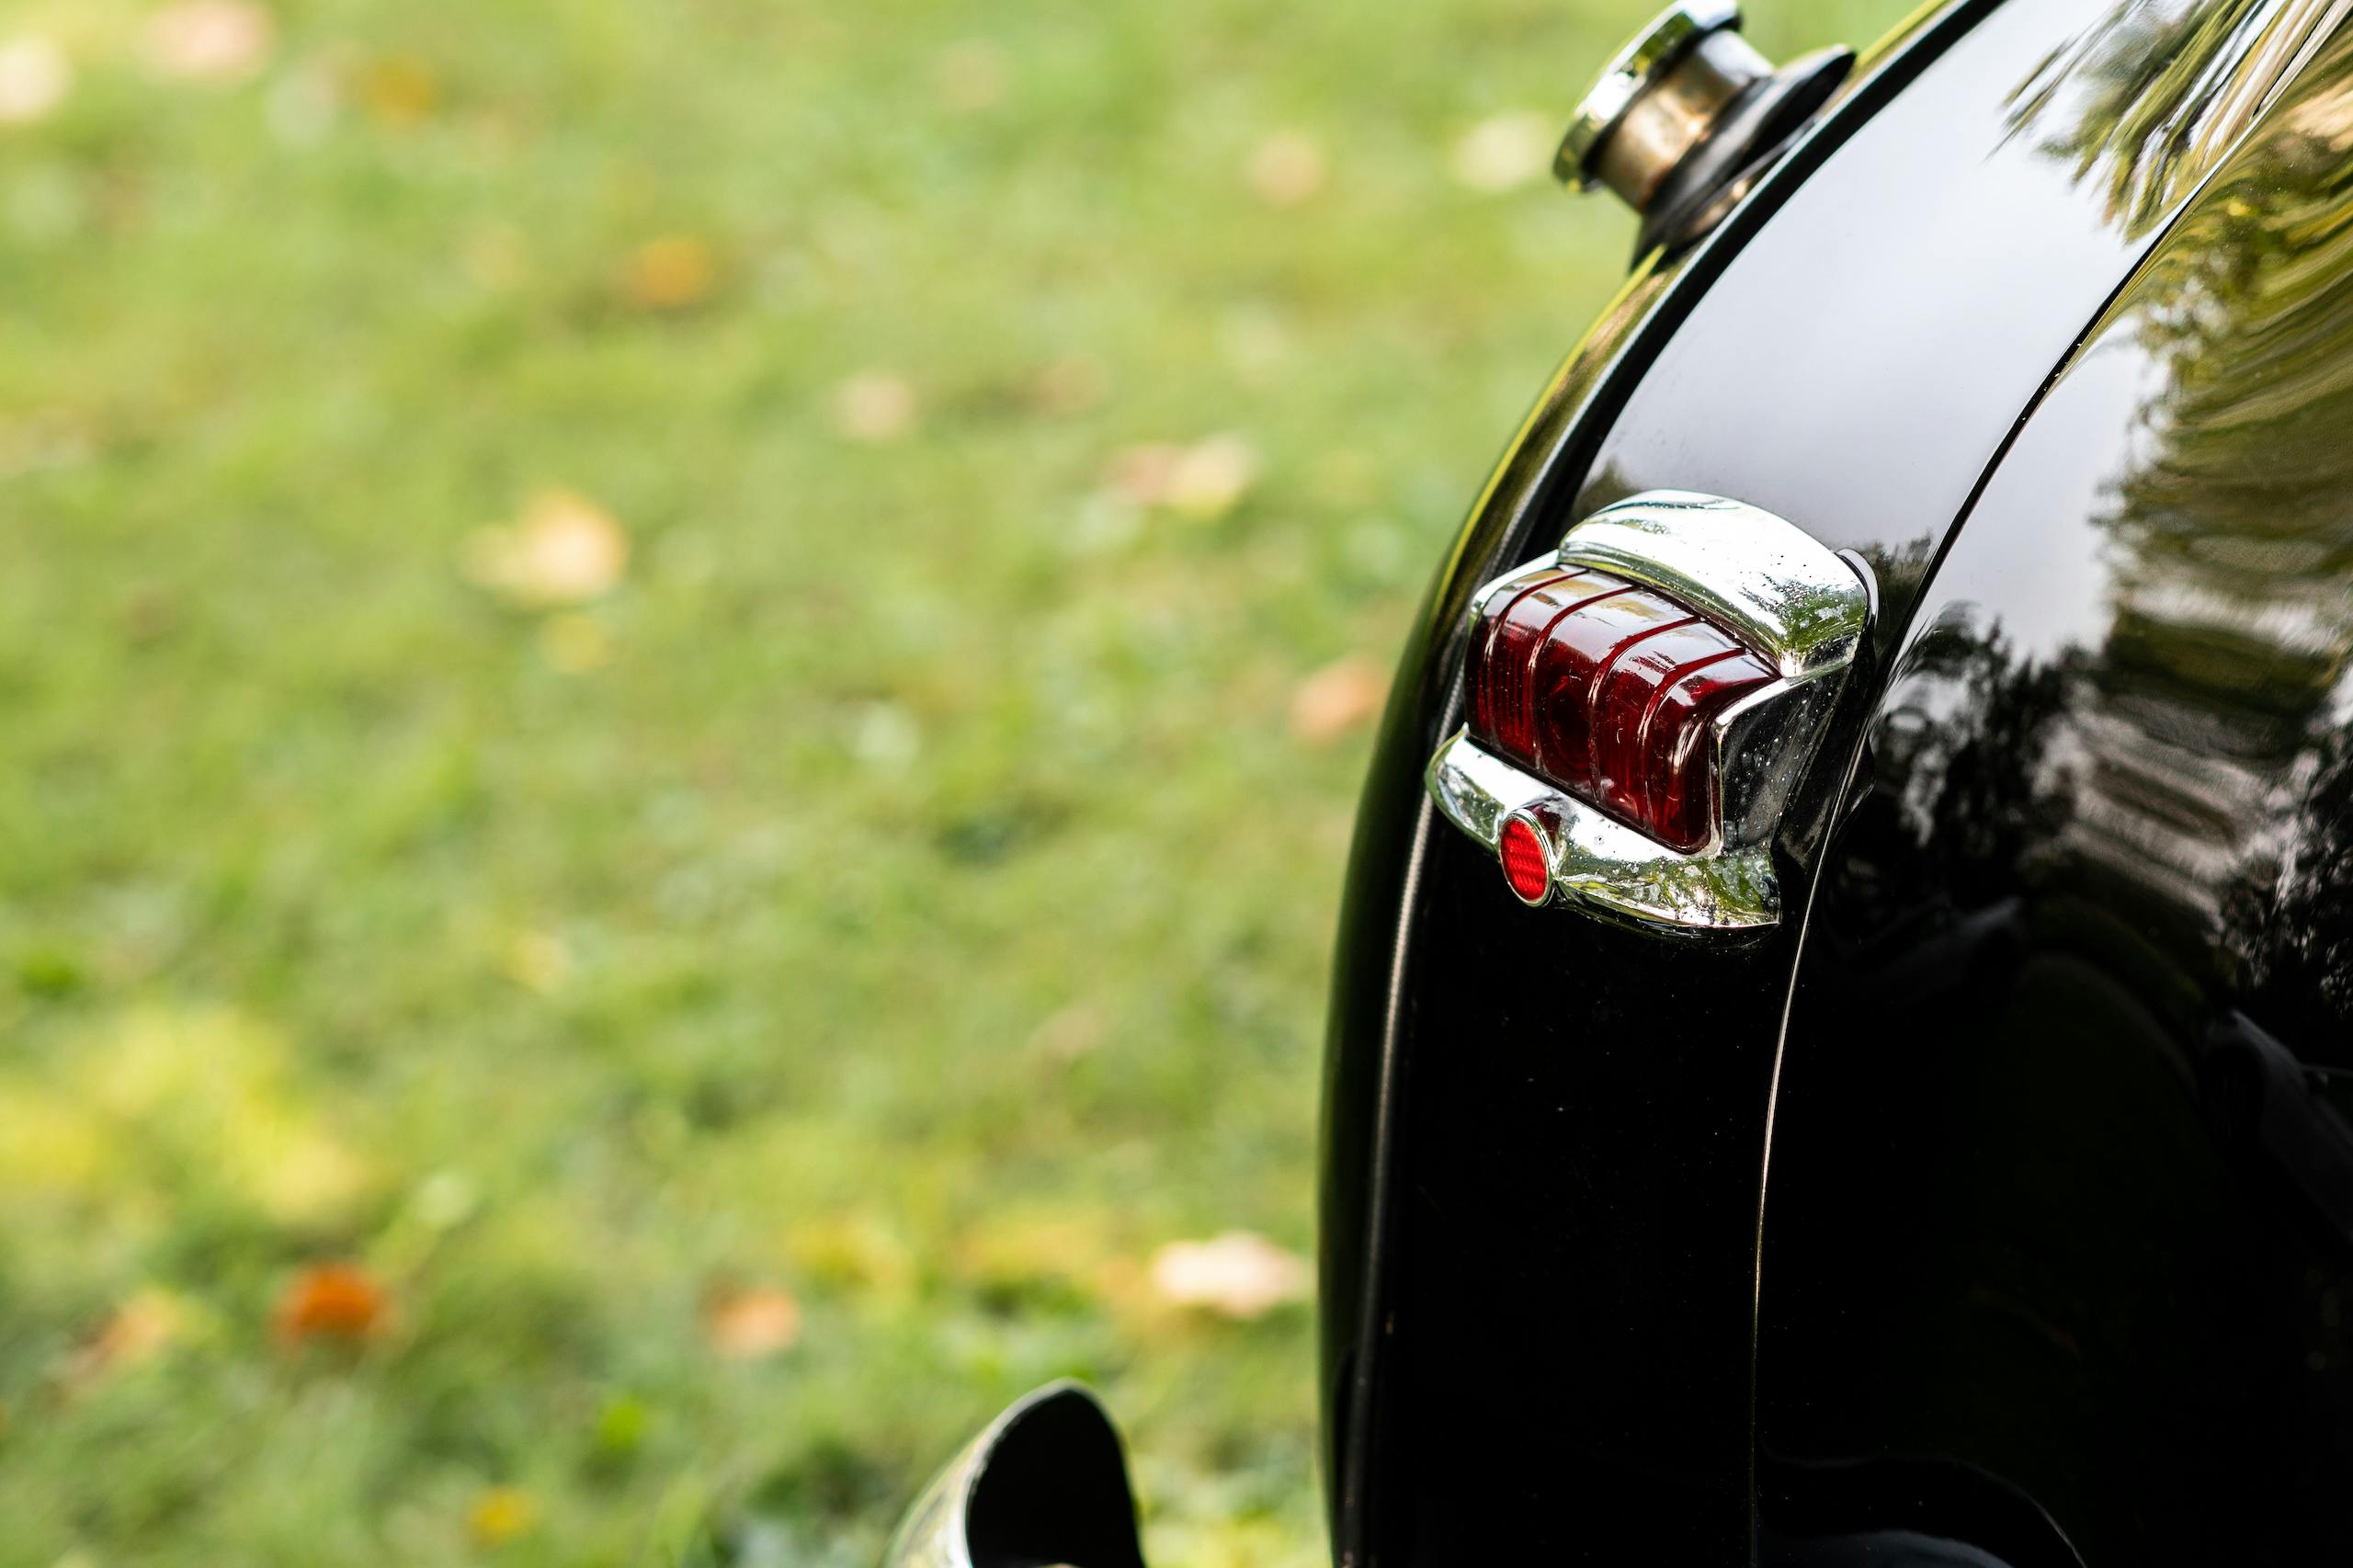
[1428, 489, 1870, 935]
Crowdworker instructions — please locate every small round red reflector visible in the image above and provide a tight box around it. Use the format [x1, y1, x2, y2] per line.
[1498, 815, 1552, 905]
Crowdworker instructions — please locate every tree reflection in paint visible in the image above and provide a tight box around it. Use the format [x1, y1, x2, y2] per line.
[1854, 15, 2353, 1054]
[2006, 0, 2348, 236]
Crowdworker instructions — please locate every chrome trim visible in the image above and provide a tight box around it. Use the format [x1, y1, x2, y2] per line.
[1427, 729, 1779, 934]
[1557, 490, 1868, 679]
[1427, 489, 1870, 935]
[881, 1381, 1144, 1568]
[1711, 671, 1822, 848]
[1468, 561, 1542, 619]
[1557, 2, 1745, 191]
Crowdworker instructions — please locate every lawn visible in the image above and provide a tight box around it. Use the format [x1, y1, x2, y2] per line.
[0, 0, 1908, 1562]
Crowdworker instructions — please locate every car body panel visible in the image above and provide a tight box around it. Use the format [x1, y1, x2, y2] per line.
[1761, 18, 2353, 1560]
[1320, 0, 2353, 1562]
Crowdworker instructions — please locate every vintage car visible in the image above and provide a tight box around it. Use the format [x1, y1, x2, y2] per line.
[886, 0, 2353, 1562]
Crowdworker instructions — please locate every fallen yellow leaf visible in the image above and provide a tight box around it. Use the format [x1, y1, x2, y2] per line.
[617, 234, 718, 312]
[955, 1214, 1120, 1308]
[468, 1486, 539, 1548]
[54, 1006, 378, 1228]
[258, 1129, 373, 1228]
[357, 54, 438, 127]
[789, 1216, 916, 1297]
[460, 489, 630, 608]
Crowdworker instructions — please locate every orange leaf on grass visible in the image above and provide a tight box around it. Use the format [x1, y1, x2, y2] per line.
[1290, 654, 1386, 744]
[275, 1261, 390, 1347]
[703, 1284, 801, 1359]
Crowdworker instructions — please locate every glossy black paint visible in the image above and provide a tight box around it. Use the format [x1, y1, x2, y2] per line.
[1760, 21, 2353, 1562]
[1319, 0, 2353, 1563]
[1575, 0, 2214, 642]
[1638, 44, 1855, 261]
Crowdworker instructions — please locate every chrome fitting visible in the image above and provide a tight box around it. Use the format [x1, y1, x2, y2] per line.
[1556, 3, 1855, 256]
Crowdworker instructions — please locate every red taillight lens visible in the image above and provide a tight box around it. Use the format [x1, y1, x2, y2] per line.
[1468, 570, 1778, 853]
[1497, 814, 1552, 904]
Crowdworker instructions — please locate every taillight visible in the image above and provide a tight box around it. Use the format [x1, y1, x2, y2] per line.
[1467, 568, 1778, 853]
[1427, 491, 1870, 934]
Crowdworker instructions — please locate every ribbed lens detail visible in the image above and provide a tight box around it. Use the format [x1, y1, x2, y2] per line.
[1466, 567, 1778, 853]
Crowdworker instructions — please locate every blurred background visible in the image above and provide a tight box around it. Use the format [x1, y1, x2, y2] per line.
[0, 0, 1909, 1562]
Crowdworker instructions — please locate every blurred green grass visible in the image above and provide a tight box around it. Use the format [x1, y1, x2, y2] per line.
[0, 0, 1910, 1562]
